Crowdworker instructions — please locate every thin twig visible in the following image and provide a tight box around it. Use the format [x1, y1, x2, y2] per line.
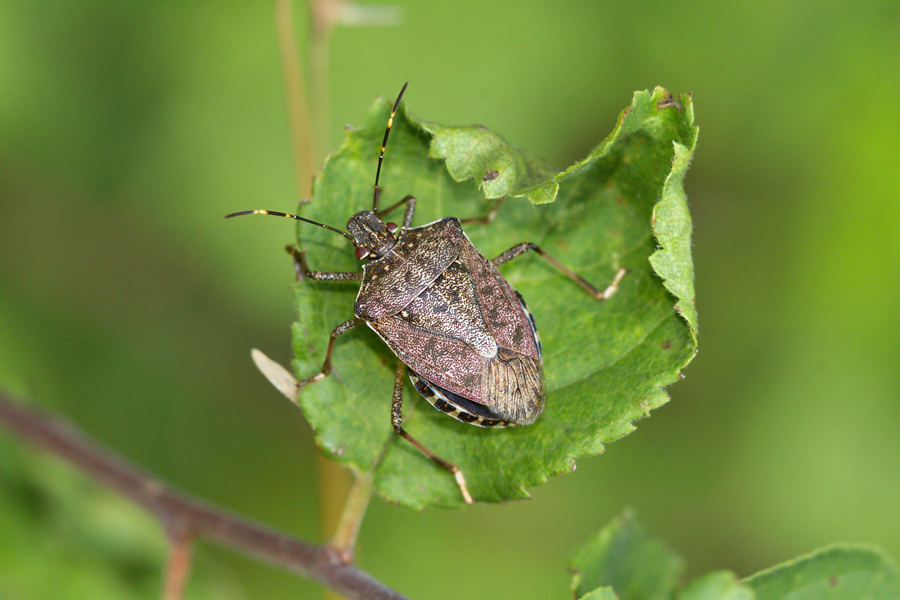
[329, 469, 375, 564]
[162, 524, 195, 600]
[275, 0, 316, 199]
[0, 391, 411, 600]
[308, 0, 338, 165]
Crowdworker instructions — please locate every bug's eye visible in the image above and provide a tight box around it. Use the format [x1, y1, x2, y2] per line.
[355, 247, 371, 259]
[386, 222, 399, 234]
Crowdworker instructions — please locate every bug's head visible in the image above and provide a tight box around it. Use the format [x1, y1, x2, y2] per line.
[347, 211, 399, 260]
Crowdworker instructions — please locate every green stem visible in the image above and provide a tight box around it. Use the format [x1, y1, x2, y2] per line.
[308, 0, 336, 165]
[275, 0, 316, 199]
[277, 0, 375, 570]
[328, 469, 375, 563]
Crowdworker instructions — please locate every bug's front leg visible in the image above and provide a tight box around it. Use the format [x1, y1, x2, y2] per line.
[285, 246, 365, 283]
[297, 317, 364, 391]
[375, 194, 417, 229]
[460, 197, 505, 226]
[492, 243, 627, 301]
[390, 361, 473, 504]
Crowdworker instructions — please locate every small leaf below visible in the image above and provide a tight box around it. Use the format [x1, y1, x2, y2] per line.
[744, 544, 900, 600]
[570, 509, 684, 600]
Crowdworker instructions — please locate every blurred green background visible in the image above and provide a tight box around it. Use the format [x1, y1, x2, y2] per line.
[2, 1, 899, 599]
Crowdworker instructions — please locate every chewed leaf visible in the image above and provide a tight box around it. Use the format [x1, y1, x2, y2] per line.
[287, 86, 698, 508]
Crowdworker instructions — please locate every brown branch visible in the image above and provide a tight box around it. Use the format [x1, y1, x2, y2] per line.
[0, 391, 411, 600]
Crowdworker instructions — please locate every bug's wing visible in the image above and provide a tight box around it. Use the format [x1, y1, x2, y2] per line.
[456, 236, 542, 361]
[355, 218, 462, 320]
[369, 314, 486, 403]
[366, 236, 545, 424]
[368, 315, 543, 424]
[456, 238, 544, 423]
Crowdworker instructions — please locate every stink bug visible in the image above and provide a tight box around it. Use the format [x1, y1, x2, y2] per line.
[227, 82, 625, 503]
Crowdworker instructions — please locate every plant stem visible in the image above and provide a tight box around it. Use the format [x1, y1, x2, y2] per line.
[162, 524, 195, 600]
[277, 0, 379, 574]
[275, 0, 316, 200]
[309, 0, 338, 165]
[329, 469, 375, 563]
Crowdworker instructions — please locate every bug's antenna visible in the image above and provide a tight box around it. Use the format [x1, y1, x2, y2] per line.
[225, 210, 355, 243]
[373, 81, 409, 213]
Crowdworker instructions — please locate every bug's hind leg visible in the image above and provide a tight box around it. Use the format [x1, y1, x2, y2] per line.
[492, 242, 627, 301]
[390, 361, 473, 504]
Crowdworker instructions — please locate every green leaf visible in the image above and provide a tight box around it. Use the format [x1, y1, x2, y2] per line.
[580, 588, 623, 600]
[743, 544, 900, 600]
[290, 86, 698, 508]
[570, 510, 684, 600]
[675, 572, 755, 600]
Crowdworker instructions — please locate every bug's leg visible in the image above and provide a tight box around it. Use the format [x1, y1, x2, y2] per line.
[492, 243, 627, 301]
[297, 317, 364, 390]
[390, 361, 473, 504]
[285, 245, 364, 283]
[375, 195, 417, 229]
[460, 197, 505, 226]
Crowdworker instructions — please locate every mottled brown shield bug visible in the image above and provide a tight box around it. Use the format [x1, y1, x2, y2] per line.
[227, 83, 625, 503]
